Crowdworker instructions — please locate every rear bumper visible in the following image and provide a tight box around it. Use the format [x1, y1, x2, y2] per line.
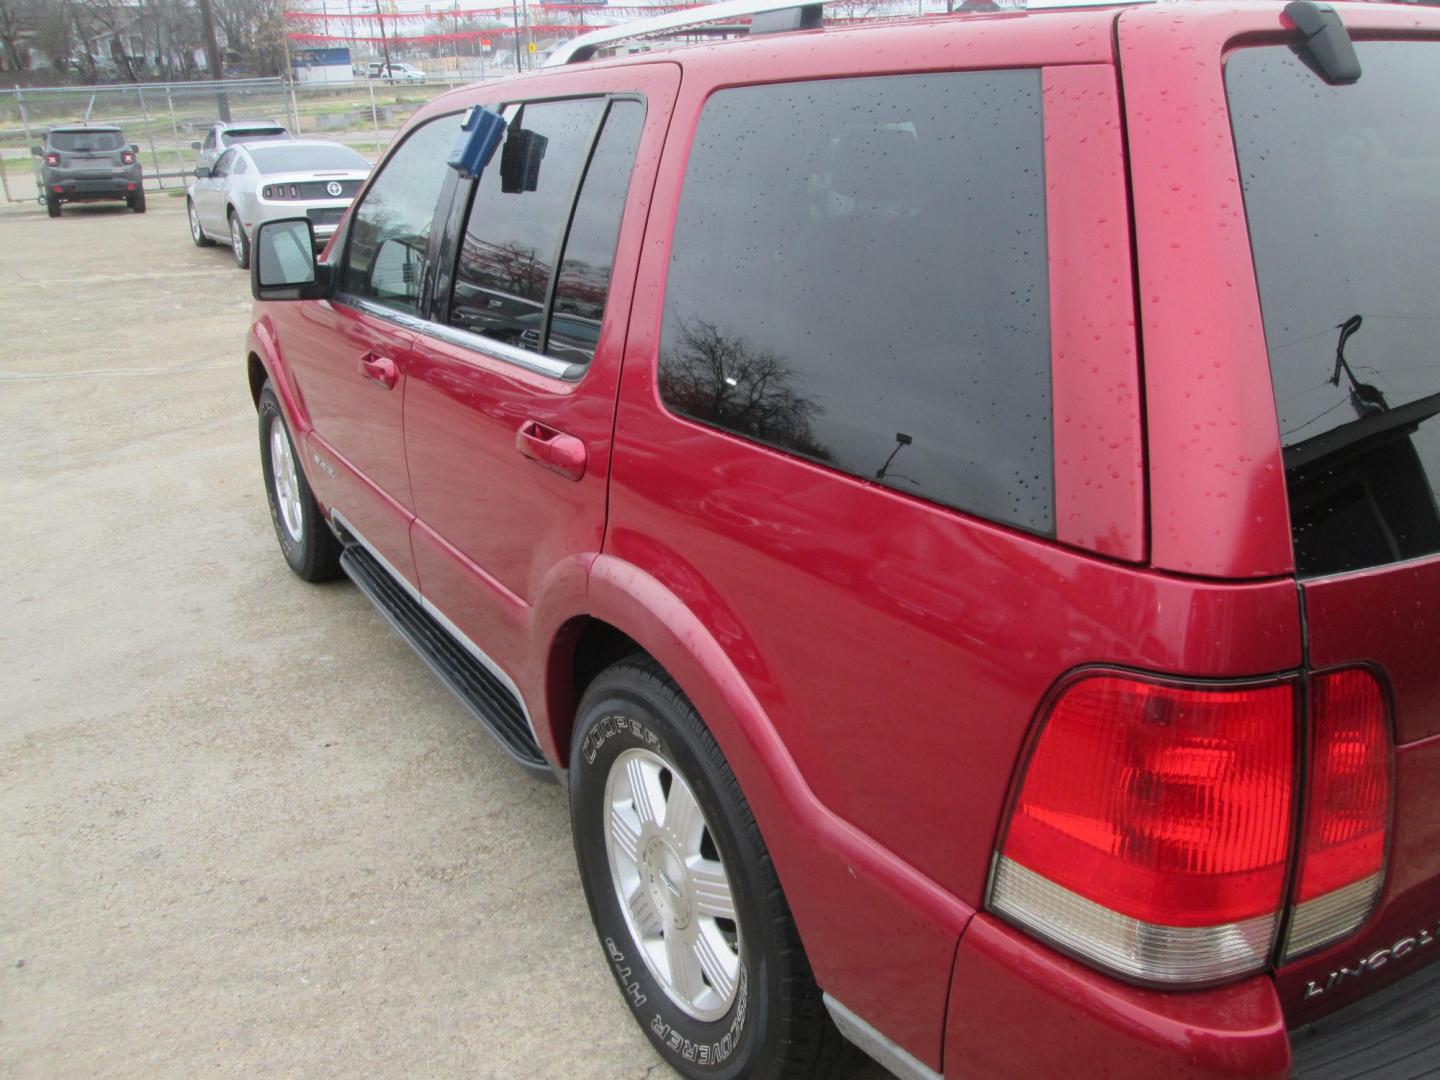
[1290, 956, 1440, 1079]
[46, 177, 138, 200]
[943, 915, 1291, 1078]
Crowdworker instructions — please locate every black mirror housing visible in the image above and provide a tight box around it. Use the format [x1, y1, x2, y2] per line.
[30, 145, 42, 157]
[190, 141, 202, 150]
[252, 218, 331, 302]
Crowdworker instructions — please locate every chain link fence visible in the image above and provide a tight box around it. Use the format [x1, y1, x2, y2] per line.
[0, 70, 500, 207]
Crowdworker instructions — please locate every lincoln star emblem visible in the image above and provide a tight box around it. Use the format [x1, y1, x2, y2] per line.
[326, 181, 342, 197]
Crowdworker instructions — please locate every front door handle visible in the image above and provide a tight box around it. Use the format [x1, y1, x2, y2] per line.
[515, 420, 587, 482]
[359, 352, 398, 389]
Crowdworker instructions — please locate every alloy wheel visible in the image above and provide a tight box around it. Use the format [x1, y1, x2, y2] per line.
[604, 747, 742, 1022]
[269, 421, 304, 543]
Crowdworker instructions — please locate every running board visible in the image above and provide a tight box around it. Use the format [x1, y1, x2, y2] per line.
[339, 543, 552, 779]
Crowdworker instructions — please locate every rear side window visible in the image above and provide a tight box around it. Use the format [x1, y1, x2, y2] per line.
[447, 98, 605, 350]
[340, 115, 456, 316]
[1229, 43, 1440, 576]
[657, 72, 1053, 534]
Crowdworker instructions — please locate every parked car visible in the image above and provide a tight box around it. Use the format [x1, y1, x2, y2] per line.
[190, 120, 292, 172]
[366, 61, 427, 83]
[187, 140, 370, 269]
[242, 1, 1440, 1077]
[33, 125, 144, 217]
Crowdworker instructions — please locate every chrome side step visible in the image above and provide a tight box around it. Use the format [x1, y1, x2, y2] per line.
[339, 542, 552, 779]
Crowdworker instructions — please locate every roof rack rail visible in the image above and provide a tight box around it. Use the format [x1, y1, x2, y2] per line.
[544, 0, 825, 66]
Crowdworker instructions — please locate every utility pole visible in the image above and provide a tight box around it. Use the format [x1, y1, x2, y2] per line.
[196, 0, 230, 121]
[511, 0, 522, 72]
[375, 0, 392, 75]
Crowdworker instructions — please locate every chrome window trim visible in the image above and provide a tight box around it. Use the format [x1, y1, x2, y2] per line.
[344, 296, 582, 381]
[330, 511, 545, 753]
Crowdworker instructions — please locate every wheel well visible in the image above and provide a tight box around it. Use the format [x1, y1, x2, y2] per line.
[550, 618, 644, 765]
[247, 354, 267, 410]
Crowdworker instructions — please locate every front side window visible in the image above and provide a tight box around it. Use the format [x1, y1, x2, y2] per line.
[657, 72, 1053, 533]
[448, 98, 605, 348]
[340, 115, 457, 316]
[1229, 42, 1440, 576]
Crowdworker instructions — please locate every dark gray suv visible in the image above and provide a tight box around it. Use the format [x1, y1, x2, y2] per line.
[33, 125, 145, 217]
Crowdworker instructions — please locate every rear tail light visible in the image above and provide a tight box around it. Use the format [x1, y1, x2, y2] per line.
[289, 184, 299, 199]
[44, 152, 60, 167]
[1283, 668, 1390, 960]
[121, 150, 136, 165]
[263, 185, 274, 199]
[989, 667, 1393, 986]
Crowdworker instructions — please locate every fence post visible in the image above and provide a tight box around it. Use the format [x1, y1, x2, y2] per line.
[136, 85, 164, 190]
[16, 86, 38, 201]
[287, 77, 301, 135]
[367, 77, 381, 156]
[164, 85, 183, 167]
[0, 151, 12, 204]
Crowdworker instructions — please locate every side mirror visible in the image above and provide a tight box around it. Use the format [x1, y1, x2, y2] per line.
[194, 165, 211, 178]
[129, 143, 139, 153]
[191, 141, 202, 150]
[30, 145, 42, 157]
[252, 218, 329, 301]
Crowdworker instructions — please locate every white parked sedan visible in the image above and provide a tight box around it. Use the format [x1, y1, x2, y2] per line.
[186, 140, 371, 269]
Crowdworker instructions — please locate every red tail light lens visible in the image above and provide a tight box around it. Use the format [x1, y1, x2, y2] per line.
[989, 674, 1296, 984]
[1283, 668, 1390, 959]
[121, 150, 136, 165]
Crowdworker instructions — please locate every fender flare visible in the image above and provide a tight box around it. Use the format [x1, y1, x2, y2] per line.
[557, 553, 972, 1068]
[247, 317, 310, 437]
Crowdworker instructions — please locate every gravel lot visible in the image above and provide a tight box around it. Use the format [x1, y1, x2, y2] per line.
[0, 195, 670, 1078]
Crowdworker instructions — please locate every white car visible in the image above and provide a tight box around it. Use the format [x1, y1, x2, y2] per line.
[186, 140, 371, 269]
[367, 61, 427, 83]
[190, 120, 291, 172]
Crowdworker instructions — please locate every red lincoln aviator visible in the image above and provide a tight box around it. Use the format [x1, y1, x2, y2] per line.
[243, 1, 1440, 1075]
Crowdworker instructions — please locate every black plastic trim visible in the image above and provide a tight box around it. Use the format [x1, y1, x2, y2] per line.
[339, 543, 552, 778]
[1291, 958, 1440, 1078]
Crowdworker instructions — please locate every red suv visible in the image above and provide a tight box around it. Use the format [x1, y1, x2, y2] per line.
[244, 2, 1440, 1076]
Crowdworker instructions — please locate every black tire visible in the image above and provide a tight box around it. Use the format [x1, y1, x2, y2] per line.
[257, 383, 341, 582]
[228, 209, 250, 269]
[570, 659, 850, 1080]
[129, 188, 146, 213]
[46, 192, 60, 218]
[187, 199, 213, 246]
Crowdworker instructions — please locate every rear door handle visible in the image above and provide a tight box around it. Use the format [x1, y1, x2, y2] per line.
[515, 420, 587, 482]
[359, 352, 398, 389]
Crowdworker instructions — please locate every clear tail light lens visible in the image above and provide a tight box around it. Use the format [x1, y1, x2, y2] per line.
[121, 150, 136, 165]
[989, 674, 1297, 985]
[1283, 668, 1390, 960]
[44, 152, 60, 167]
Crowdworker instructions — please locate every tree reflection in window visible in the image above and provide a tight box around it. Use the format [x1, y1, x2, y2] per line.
[660, 318, 833, 463]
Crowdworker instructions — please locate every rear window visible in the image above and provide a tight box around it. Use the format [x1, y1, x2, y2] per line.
[249, 144, 368, 175]
[50, 131, 124, 152]
[222, 128, 288, 145]
[656, 72, 1053, 534]
[1229, 42, 1440, 577]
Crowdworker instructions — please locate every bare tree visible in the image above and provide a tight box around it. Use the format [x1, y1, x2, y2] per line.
[0, 0, 30, 71]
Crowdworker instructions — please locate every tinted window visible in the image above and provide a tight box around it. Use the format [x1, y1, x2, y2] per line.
[341, 115, 457, 315]
[658, 73, 1052, 533]
[250, 144, 369, 174]
[545, 100, 644, 364]
[222, 127, 288, 146]
[448, 98, 604, 348]
[51, 131, 124, 152]
[213, 149, 236, 178]
[1229, 43, 1440, 576]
